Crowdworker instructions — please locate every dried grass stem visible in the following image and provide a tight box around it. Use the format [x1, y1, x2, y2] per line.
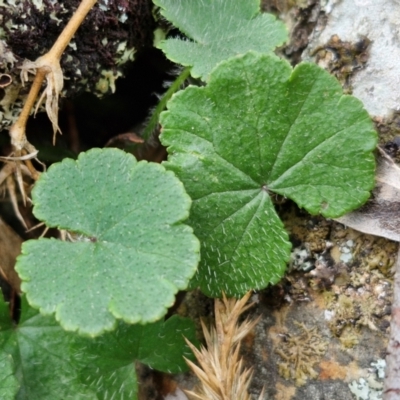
[184, 292, 263, 400]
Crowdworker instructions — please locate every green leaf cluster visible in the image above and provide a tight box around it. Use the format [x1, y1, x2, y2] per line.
[8, 148, 200, 396]
[5, 0, 379, 397]
[0, 296, 198, 399]
[154, 0, 377, 296]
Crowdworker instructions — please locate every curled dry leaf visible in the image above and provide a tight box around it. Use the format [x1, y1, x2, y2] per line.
[20, 55, 63, 143]
[104, 132, 145, 148]
[334, 148, 400, 398]
[334, 148, 400, 242]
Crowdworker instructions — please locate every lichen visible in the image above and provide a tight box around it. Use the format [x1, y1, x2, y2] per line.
[324, 267, 392, 342]
[338, 326, 359, 348]
[328, 294, 358, 336]
[0, 39, 21, 128]
[358, 237, 397, 275]
[348, 359, 385, 400]
[275, 321, 328, 386]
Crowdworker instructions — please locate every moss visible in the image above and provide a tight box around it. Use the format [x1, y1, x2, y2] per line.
[338, 326, 359, 348]
[275, 321, 328, 386]
[324, 262, 392, 345]
[374, 110, 400, 162]
[327, 294, 359, 336]
[358, 237, 397, 275]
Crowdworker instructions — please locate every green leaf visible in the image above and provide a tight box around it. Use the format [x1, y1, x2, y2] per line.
[0, 296, 197, 399]
[154, 0, 288, 81]
[137, 315, 199, 372]
[16, 148, 200, 336]
[74, 314, 198, 398]
[160, 52, 377, 297]
[0, 354, 19, 399]
[0, 297, 95, 400]
[77, 315, 199, 391]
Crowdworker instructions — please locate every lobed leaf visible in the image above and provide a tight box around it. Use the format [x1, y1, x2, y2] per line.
[16, 148, 200, 335]
[154, 0, 288, 80]
[0, 296, 198, 399]
[160, 51, 377, 297]
[0, 354, 19, 399]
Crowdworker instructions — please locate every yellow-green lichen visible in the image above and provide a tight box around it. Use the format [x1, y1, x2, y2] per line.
[275, 321, 328, 386]
[338, 326, 359, 348]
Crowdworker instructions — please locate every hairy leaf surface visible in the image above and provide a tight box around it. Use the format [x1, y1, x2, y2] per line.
[153, 0, 287, 80]
[160, 52, 377, 297]
[0, 354, 19, 399]
[0, 296, 197, 399]
[16, 148, 200, 335]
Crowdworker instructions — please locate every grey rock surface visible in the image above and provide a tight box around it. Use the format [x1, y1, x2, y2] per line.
[304, 0, 400, 117]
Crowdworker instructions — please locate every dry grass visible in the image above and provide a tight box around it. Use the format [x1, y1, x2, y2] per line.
[184, 292, 264, 400]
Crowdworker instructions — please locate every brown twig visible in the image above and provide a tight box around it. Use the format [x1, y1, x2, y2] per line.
[2, 0, 98, 210]
[383, 246, 400, 399]
[9, 70, 47, 152]
[49, 0, 98, 60]
[9, 0, 98, 152]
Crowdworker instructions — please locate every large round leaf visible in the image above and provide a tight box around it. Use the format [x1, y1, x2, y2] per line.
[160, 51, 377, 297]
[16, 148, 200, 335]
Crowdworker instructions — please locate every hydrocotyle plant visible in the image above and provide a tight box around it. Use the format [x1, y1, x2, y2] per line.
[15, 148, 200, 336]
[1, 0, 379, 397]
[153, 0, 288, 81]
[159, 51, 377, 297]
[0, 296, 198, 398]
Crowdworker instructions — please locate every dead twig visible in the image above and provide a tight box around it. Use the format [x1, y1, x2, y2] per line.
[3, 0, 98, 202]
[0, 162, 32, 227]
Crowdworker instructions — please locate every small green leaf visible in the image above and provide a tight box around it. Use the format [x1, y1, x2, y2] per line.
[77, 315, 199, 391]
[0, 297, 95, 400]
[16, 148, 200, 335]
[0, 296, 197, 399]
[0, 354, 19, 399]
[154, 0, 288, 80]
[74, 315, 198, 398]
[160, 52, 377, 297]
[137, 315, 199, 372]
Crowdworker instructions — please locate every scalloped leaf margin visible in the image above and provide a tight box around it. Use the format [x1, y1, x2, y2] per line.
[16, 148, 200, 336]
[154, 0, 288, 80]
[160, 51, 377, 297]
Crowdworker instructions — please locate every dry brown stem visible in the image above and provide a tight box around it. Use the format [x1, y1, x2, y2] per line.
[2, 0, 98, 208]
[11, 0, 98, 149]
[184, 292, 264, 400]
[0, 162, 32, 226]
